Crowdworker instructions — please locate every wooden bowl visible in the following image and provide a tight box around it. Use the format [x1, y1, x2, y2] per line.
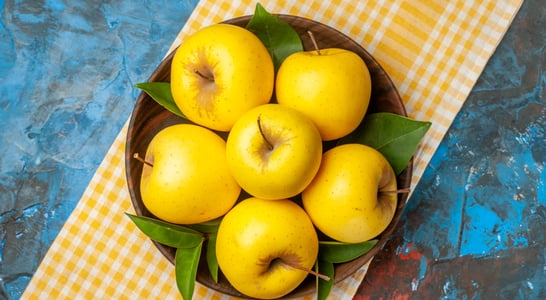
[125, 15, 411, 298]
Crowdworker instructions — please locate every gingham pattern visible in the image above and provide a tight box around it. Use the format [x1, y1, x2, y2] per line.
[22, 1, 522, 299]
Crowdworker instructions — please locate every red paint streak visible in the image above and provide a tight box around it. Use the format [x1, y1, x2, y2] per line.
[355, 234, 544, 299]
[397, 243, 423, 261]
[355, 235, 425, 299]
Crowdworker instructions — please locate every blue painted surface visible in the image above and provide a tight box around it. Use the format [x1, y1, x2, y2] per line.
[0, 1, 198, 299]
[1, 0, 544, 299]
[359, 0, 545, 298]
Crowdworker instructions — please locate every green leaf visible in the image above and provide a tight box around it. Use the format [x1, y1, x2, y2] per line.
[206, 232, 219, 283]
[134, 82, 186, 118]
[175, 243, 203, 300]
[340, 112, 432, 175]
[318, 239, 378, 263]
[316, 260, 335, 300]
[125, 213, 204, 248]
[186, 217, 222, 234]
[246, 3, 303, 71]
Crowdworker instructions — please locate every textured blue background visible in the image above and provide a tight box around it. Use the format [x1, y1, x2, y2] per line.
[359, 0, 545, 298]
[0, 1, 198, 298]
[0, 0, 544, 299]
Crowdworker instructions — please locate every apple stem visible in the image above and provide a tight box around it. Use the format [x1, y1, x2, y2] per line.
[257, 114, 274, 151]
[194, 69, 214, 82]
[133, 153, 153, 167]
[280, 259, 331, 281]
[307, 31, 321, 56]
[380, 187, 411, 194]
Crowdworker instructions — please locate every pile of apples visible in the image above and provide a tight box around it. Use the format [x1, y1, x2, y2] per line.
[137, 23, 398, 299]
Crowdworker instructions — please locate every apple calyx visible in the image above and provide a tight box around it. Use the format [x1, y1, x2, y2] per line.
[133, 153, 153, 167]
[257, 114, 274, 151]
[307, 31, 321, 56]
[379, 187, 411, 195]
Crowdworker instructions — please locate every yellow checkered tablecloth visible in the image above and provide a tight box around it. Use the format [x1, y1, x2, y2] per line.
[22, 0, 523, 299]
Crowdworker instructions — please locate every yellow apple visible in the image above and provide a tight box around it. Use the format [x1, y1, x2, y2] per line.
[170, 23, 274, 131]
[275, 48, 371, 141]
[139, 124, 240, 224]
[225, 104, 322, 200]
[216, 197, 319, 299]
[302, 143, 397, 243]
